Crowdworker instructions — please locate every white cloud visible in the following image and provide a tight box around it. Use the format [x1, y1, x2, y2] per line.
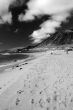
[20, 0, 73, 20]
[1, 13, 12, 24]
[0, 0, 16, 24]
[19, 0, 73, 43]
[0, 0, 26, 24]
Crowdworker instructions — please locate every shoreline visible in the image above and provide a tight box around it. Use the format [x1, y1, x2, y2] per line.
[0, 51, 46, 71]
[0, 53, 34, 71]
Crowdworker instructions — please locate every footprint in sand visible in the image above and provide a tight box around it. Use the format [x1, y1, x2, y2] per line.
[20, 68, 23, 70]
[0, 87, 2, 90]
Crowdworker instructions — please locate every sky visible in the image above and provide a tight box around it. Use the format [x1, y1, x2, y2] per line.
[0, 0, 73, 51]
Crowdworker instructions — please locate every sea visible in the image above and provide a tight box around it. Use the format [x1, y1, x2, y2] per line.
[0, 54, 29, 65]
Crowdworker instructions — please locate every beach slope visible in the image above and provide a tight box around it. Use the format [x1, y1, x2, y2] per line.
[0, 50, 73, 110]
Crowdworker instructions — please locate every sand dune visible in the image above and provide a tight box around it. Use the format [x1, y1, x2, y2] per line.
[0, 50, 73, 110]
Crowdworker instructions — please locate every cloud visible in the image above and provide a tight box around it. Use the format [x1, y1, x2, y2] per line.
[19, 0, 73, 43]
[10, 0, 25, 8]
[0, 0, 27, 24]
[1, 13, 12, 24]
[0, 0, 17, 24]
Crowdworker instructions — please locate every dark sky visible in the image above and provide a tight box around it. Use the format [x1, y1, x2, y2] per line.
[0, 3, 50, 51]
[0, 3, 73, 51]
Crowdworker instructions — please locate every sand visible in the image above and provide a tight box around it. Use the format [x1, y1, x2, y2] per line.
[0, 50, 73, 110]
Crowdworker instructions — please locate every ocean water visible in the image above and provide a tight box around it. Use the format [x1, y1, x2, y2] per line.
[0, 54, 29, 65]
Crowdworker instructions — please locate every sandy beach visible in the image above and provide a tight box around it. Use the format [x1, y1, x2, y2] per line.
[0, 50, 73, 110]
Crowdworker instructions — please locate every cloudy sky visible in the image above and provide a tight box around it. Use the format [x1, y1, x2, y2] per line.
[0, 0, 73, 51]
